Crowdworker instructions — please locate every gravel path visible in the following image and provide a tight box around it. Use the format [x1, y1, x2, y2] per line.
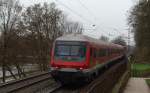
[123, 78, 150, 93]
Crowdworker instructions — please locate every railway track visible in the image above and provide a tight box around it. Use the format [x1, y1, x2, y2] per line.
[44, 57, 128, 93]
[48, 86, 79, 93]
[0, 71, 54, 93]
[35, 82, 62, 93]
[0, 57, 128, 93]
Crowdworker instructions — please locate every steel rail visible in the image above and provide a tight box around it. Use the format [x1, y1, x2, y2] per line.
[0, 72, 52, 93]
[48, 84, 62, 93]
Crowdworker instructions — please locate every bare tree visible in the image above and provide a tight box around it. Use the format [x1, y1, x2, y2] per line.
[111, 36, 127, 46]
[0, 1, 84, 82]
[20, 3, 64, 71]
[60, 17, 83, 34]
[99, 35, 109, 42]
[0, 0, 22, 82]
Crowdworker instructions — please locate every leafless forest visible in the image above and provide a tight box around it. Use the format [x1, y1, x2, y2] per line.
[0, 0, 83, 83]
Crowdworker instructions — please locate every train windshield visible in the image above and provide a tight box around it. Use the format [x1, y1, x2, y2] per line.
[54, 41, 86, 62]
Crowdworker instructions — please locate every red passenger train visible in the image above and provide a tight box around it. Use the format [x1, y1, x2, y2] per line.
[50, 34, 125, 84]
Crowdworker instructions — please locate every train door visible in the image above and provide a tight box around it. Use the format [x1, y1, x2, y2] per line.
[90, 48, 96, 68]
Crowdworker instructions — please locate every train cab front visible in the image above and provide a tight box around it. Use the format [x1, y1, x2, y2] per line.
[50, 41, 89, 84]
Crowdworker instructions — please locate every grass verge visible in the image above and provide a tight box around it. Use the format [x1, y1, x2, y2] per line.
[145, 79, 150, 88]
[131, 63, 150, 77]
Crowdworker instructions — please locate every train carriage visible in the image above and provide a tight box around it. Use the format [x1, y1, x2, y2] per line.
[50, 34, 125, 84]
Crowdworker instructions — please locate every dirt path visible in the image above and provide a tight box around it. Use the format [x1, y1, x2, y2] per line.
[123, 78, 150, 93]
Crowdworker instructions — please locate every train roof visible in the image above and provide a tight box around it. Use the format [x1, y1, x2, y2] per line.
[56, 34, 123, 48]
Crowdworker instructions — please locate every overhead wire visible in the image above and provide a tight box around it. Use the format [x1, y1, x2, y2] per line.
[55, 0, 131, 40]
[55, 0, 107, 38]
[55, 0, 95, 25]
[55, 0, 113, 37]
[76, 0, 129, 38]
[76, 0, 111, 36]
[76, 0, 120, 37]
[77, 0, 97, 21]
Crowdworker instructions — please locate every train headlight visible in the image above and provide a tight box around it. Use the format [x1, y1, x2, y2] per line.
[79, 67, 83, 70]
[55, 66, 59, 69]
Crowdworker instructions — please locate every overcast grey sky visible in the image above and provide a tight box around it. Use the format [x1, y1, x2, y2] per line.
[20, 0, 135, 45]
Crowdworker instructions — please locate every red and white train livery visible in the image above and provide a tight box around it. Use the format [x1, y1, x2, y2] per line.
[50, 34, 125, 84]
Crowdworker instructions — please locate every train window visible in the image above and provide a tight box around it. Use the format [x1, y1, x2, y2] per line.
[93, 48, 100, 58]
[90, 48, 93, 60]
[98, 49, 101, 57]
[119, 49, 121, 54]
[99, 49, 106, 57]
[109, 49, 111, 55]
[104, 49, 107, 56]
[71, 46, 85, 57]
[116, 49, 118, 53]
[117, 50, 119, 53]
[98, 50, 100, 57]
[115, 49, 117, 53]
[108, 48, 110, 55]
[54, 41, 86, 61]
[93, 48, 96, 58]
[96, 50, 99, 57]
[55, 45, 70, 56]
[106, 49, 109, 56]
[109, 49, 112, 55]
[112, 49, 114, 54]
[90, 48, 92, 56]
[102, 49, 105, 56]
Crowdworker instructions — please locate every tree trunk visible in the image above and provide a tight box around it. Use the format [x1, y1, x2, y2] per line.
[6, 65, 17, 80]
[15, 64, 26, 78]
[2, 64, 6, 83]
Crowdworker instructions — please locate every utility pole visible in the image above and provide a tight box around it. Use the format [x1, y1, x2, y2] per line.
[128, 28, 130, 53]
